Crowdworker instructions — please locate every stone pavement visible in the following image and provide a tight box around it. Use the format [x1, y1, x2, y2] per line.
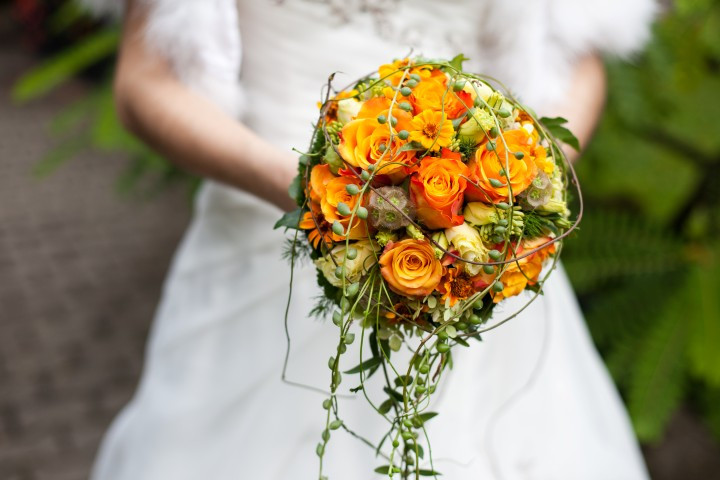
[0, 18, 191, 480]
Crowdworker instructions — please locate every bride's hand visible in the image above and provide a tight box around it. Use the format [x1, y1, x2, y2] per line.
[115, 0, 298, 211]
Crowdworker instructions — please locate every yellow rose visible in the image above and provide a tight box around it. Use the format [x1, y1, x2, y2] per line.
[316, 240, 378, 288]
[444, 223, 488, 276]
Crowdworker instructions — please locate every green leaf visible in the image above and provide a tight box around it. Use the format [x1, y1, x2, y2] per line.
[274, 208, 302, 230]
[13, 29, 120, 102]
[449, 53, 469, 72]
[416, 412, 439, 424]
[415, 469, 442, 476]
[344, 356, 382, 374]
[374, 466, 391, 475]
[378, 398, 394, 415]
[539, 116, 580, 151]
[628, 294, 688, 441]
[686, 250, 720, 387]
[287, 175, 304, 205]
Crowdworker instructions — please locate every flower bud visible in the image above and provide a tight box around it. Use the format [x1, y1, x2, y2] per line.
[345, 184, 360, 195]
[492, 281, 505, 292]
[464, 202, 499, 226]
[398, 129, 409, 140]
[337, 97, 361, 124]
[337, 202, 351, 216]
[357, 206, 369, 220]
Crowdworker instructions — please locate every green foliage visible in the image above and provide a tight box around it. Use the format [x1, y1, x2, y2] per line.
[539, 117, 580, 151]
[564, 1, 720, 443]
[14, 1, 196, 196]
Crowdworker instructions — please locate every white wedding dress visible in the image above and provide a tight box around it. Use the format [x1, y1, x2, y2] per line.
[86, 0, 657, 478]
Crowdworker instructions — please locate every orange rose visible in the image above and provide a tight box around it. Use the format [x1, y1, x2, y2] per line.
[309, 164, 336, 202]
[409, 149, 468, 229]
[409, 78, 473, 119]
[380, 239, 443, 297]
[320, 176, 368, 239]
[493, 237, 556, 303]
[466, 128, 540, 202]
[339, 98, 415, 183]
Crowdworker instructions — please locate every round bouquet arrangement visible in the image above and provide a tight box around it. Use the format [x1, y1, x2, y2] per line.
[276, 55, 582, 479]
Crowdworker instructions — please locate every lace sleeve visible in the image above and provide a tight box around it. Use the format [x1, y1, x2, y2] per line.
[79, 0, 245, 117]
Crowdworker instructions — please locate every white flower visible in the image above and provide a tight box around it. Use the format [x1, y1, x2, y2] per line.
[315, 239, 377, 287]
[444, 223, 488, 276]
[337, 98, 362, 124]
[537, 167, 570, 217]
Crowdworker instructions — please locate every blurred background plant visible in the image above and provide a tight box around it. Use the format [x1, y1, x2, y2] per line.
[10, 0, 198, 195]
[9, 0, 720, 458]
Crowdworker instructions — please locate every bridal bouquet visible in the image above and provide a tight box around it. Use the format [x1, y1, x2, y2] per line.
[276, 55, 581, 479]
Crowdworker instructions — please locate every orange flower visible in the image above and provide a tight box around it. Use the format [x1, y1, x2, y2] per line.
[408, 110, 455, 152]
[308, 164, 336, 202]
[409, 150, 468, 229]
[299, 201, 335, 248]
[379, 239, 443, 297]
[492, 237, 556, 303]
[466, 128, 539, 202]
[437, 267, 477, 306]
[339, 98, 415, 183]
[378, 58, 439, 86]
[320, 176, 368, 239]
[409, 78, 473, 119]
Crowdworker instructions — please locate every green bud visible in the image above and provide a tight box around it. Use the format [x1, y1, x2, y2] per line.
[392, 439, 400, 448]
[337, 202, 351, 216]
[436, 342, 450, 353]
[398, 129, 409, 140]
[334, 265, 344, 279]
[357, 206, 369, 220]
[340, 297, 351, 311]
[498, 219, 509, 226]
[322, 398, 332, 410]
[338, 343, 347, 354]
[453, 80, 466, 92]
[322, 429, 330, 442]
[492, 281, 505, 292]
[486, 141, 496, 151]
[367, 163, 376, 172]
[332, 310, 343, 326]
[346, 247, 358, 260]
[498, 168, 507, 177]
[401, 86, 412, 96]
[496, 202, 510, 210]
[328, 356, 335, 369]
[403, 418, 414, 428]
[428, 385, 436, 394]
[345, 184, 360, 195]
[489, 127, 499, 137]
[514, 151, 525, 159]
[489, 178, 505, 188]
[406, 79, 418, 88]
[437, 329, 449, 340]
[483, 264, 495, 274]
[329, 420, 343, 430]
[401, 431, 415, 440]
[390, 116, 398, 127]
[409, 73, 421, 82]
[472, 298, 484, 309]
[399, 101, 412, 111]
[344, 333, 356, 345]
[361, 170, 371, 181]
[469, 314, 482, 325]
[419, 364, 430, 374]
[456, 321, 468, 331]
[378, 143, 387, 153]
[492, 234, 504, 244]
[333, 371, 342, 386]
[316, 443, 325, 457]
[415, 385, 427, 395]
[377, 114, 387, 124]
[498, 109, 511, 118]
[346, 282, 360, 297]
[488, 249, 502, 261]
[332, 221, 345, 236]
[494, 225, 507, 234]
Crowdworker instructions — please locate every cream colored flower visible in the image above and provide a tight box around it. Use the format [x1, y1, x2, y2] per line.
[458, 108, 496, 143]
[337, 98, 362, 124]
[444, 223, 488, 276]
[316, 239, 378, 287]
[537, 167, 570, 217]
[463, 202, 500, 226]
